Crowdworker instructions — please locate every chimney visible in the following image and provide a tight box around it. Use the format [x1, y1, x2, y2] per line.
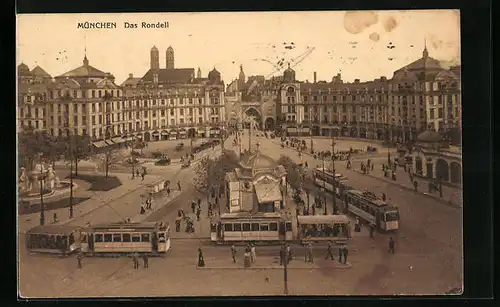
[314, 72, 317, 83]
[354, 79, 360, 83]
[129, 73, 133, 78]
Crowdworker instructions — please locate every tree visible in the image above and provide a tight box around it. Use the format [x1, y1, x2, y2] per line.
[18, 126, 51, 171]
[133, 139, 147, 156]
[43, 135, 67, 170]
[96, 148, 123, 179]
[64, 134, 92, 176]
[277, 155, 304, 192]
[193, 150, 240, 194]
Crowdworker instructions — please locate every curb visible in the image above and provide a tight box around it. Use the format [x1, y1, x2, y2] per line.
[351, 169, 462, 209]
[196, 264, 352, 270]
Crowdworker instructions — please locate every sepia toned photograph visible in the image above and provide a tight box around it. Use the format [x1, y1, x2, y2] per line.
[17, 10, 463, 297]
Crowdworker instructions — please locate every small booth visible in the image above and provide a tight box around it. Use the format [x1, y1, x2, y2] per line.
[146, 179, 166, 194]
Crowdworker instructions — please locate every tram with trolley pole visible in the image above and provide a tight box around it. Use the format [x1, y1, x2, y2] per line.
[344, 190, 400, 231]
[25, 221, 171, 257]
[312, 168, 348, 198]
[210, 212, 293, 244]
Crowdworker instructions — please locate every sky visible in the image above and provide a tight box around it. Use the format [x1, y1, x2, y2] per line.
[17, 10, 460, 85]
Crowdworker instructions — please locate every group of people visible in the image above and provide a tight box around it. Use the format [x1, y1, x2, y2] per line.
[360, 159, 374, 174]
[231, 243, 257, 267]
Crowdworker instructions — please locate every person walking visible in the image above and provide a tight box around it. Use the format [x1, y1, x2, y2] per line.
[307, 243, 314, 263]
[250, 244, 256, 263]
[382, 193, 387, 202]
[286, 244, 292, 264]
[77, 252, 83, 269]
[231, 244, 237, 263]
[142, 254, 149, 268]
[370, 223, 375, 239]
[191, 201, 196, 214]
[53, 213, 58, 224]
[132, 253, 139, 269]
[413, 180, 418, 192]
[389, 237, 395, 254]
[196, 208, 201, 221]
[325, 241, 334, 260]
[136, 169, 140, 178]
[338, 245, 343, 263]
[342, 245, 349, 264]
[166, 186, 171, 197]
[198, 248, 205, 267]
[177, 181, 182, 192]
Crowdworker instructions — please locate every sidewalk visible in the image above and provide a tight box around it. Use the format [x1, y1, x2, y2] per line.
[197, 255, 351, 270]
[18, 172, 163, 233]
[350, 165, 463, 208]
[170, 196, 213, 239]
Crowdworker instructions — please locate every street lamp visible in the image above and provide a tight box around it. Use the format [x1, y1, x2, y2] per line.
[331, 126, 337, 215]
[69, 134, 74, 218]
[38, 152, 45, 226]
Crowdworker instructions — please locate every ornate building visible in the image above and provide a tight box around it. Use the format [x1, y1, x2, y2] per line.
[225, 151, 287, 213]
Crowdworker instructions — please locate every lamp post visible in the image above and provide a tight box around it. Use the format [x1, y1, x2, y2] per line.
[331, 126, 337, 215]
[309, 108, 313, 153]
[38, 153, 45, 226]
[69, 134, 74, 218]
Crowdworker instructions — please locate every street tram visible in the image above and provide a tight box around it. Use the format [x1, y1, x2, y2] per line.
[297, 215, 351, 244]
[25, 225, 84, 255]
[25, 221, 171, 256]
[345, 190, 400, 231]
[210, 212, 293, 244]
[312, 168, 348, 197]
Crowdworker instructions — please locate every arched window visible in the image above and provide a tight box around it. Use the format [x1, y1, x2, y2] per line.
[287, 86, 295, 93]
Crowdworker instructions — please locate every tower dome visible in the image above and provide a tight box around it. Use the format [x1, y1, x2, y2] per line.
[208, 67, 221, 84]
[283, 63, 295, 82]
[18, 63, 32, 76]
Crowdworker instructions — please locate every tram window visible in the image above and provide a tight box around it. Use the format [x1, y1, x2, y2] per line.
[285, 222, 292, 231]
[95, 234, 103, 242]
[141, 234, 150, 242]
[234, 223, 242, 231]
[242, 223, 251, 231]
[131, 235, 141, 242]
[113, 234, 122, 242]
[210, 224, 217, 232]
[224, 224, 233, 232]
[269, 223, 278, 231]
[122, 234, 131, 242]
[251, 223, 259, 231]
[260, 224, 269, 231]
[69, 234, 75, 245]
[104, 234, 112, 242]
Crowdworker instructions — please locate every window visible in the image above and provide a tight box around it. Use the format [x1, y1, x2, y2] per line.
[141, 234, 150, 242]
[285, 222, 292, 231]
[224, 224, 233, 232]
[104, 234, 112, 242]
[242, 223, 250, 231]
[113, 234, 122, 242]
[269, 223, 278, 231]
[233, 223, 242, 231]
[180, 109, 184, 116]
[131, 235, 141, 242]
[260, 224, 269, 231]
[95, 234, 103, 242]
[251, 223, 259, 231]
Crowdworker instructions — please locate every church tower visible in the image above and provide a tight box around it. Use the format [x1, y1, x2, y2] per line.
[166, 46, 174, 69]
[238, 65, 246, 88]
[423, 39, 429, 59]
[197, 67, 202, 78]
[150, 46, 159, 70]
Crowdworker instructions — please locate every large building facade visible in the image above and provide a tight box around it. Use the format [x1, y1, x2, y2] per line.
[17, 46, 226, 147]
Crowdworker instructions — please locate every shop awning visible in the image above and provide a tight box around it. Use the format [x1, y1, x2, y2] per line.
[92, 140, 107, 148]
[254, 183, 282, 204]
[161, 131, 169, 135]
[104, 139, 115, 146]
[152, 131, 160, 136]
[112, 137, 125, 143]
[179, 130, 187, 134]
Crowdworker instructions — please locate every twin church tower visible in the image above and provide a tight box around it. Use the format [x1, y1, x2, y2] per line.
[150, 45, 175, 70]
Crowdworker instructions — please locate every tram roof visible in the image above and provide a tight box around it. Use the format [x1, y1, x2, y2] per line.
[217, 212, 283, 220]
[90, 221, 168, 230]
[297, 215, 350, 225]
[26, 225, 82, 235]
[314, 168, 345, 178]
[346, 189, 389, 207]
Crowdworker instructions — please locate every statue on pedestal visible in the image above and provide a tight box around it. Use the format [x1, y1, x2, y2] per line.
[45, 167, 60, 190]
[18, 167, 29, 193]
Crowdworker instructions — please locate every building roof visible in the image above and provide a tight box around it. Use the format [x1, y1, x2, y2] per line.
[297, 215, 350, 225]
[141, 68, 195, 84]
[417, 130, 442, 142]
[58, 56, 107, 78]
[121, 76, 142, 87]
[31, 65, 52, 78]
[434, 70, 459, 81]
[18, 63, 32, 76]
[402, 55, 443, 72]
[243, 151, 278, 170]
[18, 83, 50, 94]
[393, 69, 419, 82]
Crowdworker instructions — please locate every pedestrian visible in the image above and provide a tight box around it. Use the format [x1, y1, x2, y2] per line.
[305, 161, 308, 168]
[307, 243, 314, 263]
[250, 244, 256, 263]
[196, 208, 201, 221]
[287, 244, 292, 263]
[382, 193, 387, 201]
[355, 217, 361, 232]
[370, 223, 375, 239]
[413, 180, 418, 191]
[371, 163, 374, 171]
[198, 247, 205, 267]
[392, 172, 397, 181]
[325, 241, 334, 260]
[142, 254, 149, 268]
[191, 201, 196, 214]
[197, 198, 201, 208]
[132, 253, 139, 269]
[140, 205, 146, 215]
[166, 187, 171, 196]
[279, 245, 285, 265]
[338, 245, 343, 263]
[175, 218, 181, 232]
[77, 252, 83, 269]
[146, 197, 151, 210]
[231, 244, 237, 263]
[53, 213, 58, 224]
[177, 181, 182, 192]
[342, 245, 349, 264]
[389, 237, 395, 254]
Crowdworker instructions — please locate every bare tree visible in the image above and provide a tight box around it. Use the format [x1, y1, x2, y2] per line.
[95, 149, 123, 179]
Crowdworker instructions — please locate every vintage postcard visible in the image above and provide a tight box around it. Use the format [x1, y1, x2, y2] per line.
[17, 10, 463, 297]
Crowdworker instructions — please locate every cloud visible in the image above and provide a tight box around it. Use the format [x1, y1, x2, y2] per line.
[383, 16, 398, 32]
[343, 11, 379, 34]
